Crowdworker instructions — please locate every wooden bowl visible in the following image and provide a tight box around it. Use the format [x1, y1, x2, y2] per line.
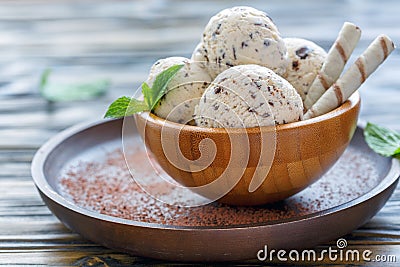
[134, 92, 360, 206]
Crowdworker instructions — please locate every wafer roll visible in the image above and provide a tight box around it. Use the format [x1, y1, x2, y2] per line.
[303, 22, 361, 110]
[304, 34, 395, 120]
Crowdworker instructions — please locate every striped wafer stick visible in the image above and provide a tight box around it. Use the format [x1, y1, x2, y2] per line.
[304, 34, 395, 120]
[303, 22, 361, 110]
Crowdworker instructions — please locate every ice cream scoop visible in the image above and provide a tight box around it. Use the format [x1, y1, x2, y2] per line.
[194, 64, 303, 128]
[283, 38, 327, 101]
[200, 6, 289, 79]
[146, 57, 212, 124]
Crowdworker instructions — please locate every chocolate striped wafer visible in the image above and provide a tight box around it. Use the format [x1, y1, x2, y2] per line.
[303, 22, 361, 110]
[304, 34, 395, 120]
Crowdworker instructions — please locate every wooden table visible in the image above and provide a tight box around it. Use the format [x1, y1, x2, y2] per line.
[0, 0, 399, 265]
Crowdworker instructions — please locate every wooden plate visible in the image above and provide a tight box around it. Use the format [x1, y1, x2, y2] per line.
[31, 118, 400, 262]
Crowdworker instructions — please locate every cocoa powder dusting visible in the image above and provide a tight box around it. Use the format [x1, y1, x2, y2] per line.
[59, 147, 380, 227]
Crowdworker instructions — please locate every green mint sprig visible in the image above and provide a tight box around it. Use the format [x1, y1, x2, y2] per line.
[104, 64, 183, 119]
[364, 122, 400, 158]
[39, 68, 110, 102]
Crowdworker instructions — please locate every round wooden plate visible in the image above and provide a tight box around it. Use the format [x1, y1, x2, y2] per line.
[31, 118, 399, 262]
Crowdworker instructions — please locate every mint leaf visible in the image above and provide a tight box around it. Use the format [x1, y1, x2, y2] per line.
[39, 68, 52, 93]
[42, 79, 110, 102]
[150, 64, 184, 109]
[39, 69, 110, 102]
[141, 82, 153, 108]
[104, 96, 148, 119]
[364, 122, 400, 157]
[104, 64, 184, 119]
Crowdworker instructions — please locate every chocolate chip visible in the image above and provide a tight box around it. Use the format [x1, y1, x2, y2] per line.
[263, 40, 270, 47]
[264, 12, 273, 22]
[214, 87, 221, 94]
[292, 60, 299, 71]
[249, 33, 253, 39]
[268, 100, 274, 106]
[261, 112, 270, 118]
[212, 23, 222, 37]
[241, 41, 248, 48]
[296, 46, 313, 59]
[253, 80, 262, 89]
[232, 46, 237, 60]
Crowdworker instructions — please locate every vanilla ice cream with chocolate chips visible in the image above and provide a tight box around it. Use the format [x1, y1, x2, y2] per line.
[194, 65, 303, 128]
[283, 38, 327, 101]
[199, 6, 289, 79]
[146, 57, 212, 124]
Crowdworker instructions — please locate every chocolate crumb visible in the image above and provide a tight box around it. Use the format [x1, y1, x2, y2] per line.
[59, 146, 380, 227]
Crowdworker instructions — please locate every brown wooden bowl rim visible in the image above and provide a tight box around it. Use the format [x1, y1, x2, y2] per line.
[136, 91, 360, 134]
